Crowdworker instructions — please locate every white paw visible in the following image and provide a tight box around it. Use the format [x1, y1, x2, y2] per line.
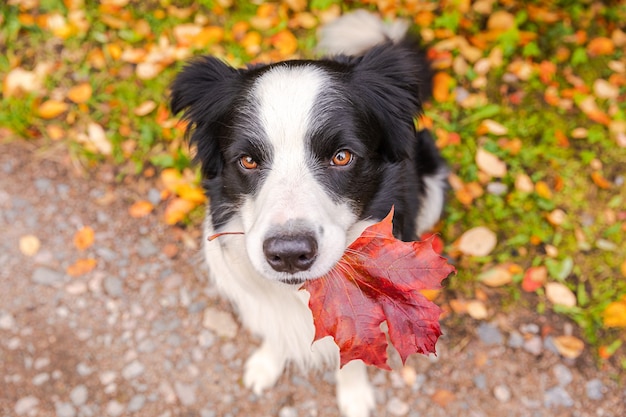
[243, 346, 284, 395]
[337, 381, 375, 417]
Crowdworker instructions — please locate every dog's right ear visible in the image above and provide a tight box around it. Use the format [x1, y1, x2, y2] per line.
[170, 56, 242, 179]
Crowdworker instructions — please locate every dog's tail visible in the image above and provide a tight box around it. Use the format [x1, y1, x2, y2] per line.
[317, 10, 410, 56]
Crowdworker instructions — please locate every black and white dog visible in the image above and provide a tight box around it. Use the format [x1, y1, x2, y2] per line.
[171, 11, 448, 417]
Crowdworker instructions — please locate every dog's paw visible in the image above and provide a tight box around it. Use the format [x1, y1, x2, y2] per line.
[337, 381, 375, 417]
[243, 346, 284, 395]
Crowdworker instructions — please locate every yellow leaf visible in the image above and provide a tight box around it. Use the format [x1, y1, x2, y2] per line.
[535, 180, 552, 199]
[271, 29, 298, 56]
[193, 26, 224, 46]
[67, 258, 97, 277]
[164, 198, 196, 225]
[176, 184, 207, 204]
[73, 226, 95, 251]
[603, 299, 626, 328]
[128, 200, 154, 218]
[160, 168, 184, 193]
[487, 10, 515, 31]
[587, 37, 614, 56]
[432, 72, 452, 103]
[38, 100, 69, 119]
[67, 82, 92, 103]
[134, 100, 157, 116]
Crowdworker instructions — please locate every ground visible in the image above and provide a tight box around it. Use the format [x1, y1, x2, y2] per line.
[1, 139, 625, 417]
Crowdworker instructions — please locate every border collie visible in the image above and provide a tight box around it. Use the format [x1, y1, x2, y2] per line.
[170, 10, 448, 417]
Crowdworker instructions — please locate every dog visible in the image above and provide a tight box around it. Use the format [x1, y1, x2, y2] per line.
[170, 10, 448, 417]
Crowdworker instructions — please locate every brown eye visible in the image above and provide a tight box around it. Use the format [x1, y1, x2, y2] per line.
[240, 155, 258, 170]
[330, 150, 353, 167]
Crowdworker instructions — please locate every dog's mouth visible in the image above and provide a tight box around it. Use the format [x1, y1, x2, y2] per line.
[278, 276, 308, 286]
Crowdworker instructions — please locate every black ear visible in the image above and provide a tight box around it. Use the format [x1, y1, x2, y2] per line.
[349, 42, 431, 161]
[170, 56, 242, 179]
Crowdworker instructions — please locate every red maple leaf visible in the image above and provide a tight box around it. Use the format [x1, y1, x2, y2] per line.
[302, 208, 455, 370]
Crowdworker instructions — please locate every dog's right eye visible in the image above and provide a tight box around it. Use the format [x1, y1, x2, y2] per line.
[239, 155, 258, 170]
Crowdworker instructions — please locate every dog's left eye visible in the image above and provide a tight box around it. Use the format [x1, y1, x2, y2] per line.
[330, 150, 354, 167]
[240, 155, 258, 170]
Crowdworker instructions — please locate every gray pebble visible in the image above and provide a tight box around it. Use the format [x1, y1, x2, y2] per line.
[201, 410, 217, 417]
[553, 363, 573, 387]
[137, 237, 159, 258]
[278, 406, 298, 417]
[103, 276, 124, 297]
[148, 188, 162, 205]
[493, 384, 511, 402]
[476, 322, 504, 345]
[522, 336, 543, 356]
[544, 386, 574, 407]
[15, 396, 39, 415]
[174, 381, 197, 406]
[32, 267, 66, 287]
[520, 323, 540, 334]
[473, 374, 487, 391]
[486, 182, 508, 196]
[106, 400, 125, 417]
[0, 311, 16, 330]
[55, 402, 76, 417]
[122, 360, 145, 380]
[386, 397, 410, 416]
[507, 331, 524, 349]
[70, 385, 88, 406]
[76, 362, 93, 376]
[585, 379, 604, 400]
[127, 395, 146, 412]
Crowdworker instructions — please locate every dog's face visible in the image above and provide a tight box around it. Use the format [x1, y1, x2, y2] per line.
[171, 46, 429, 284]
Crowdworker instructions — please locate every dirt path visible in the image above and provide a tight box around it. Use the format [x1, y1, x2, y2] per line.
[1, 139, 624, 417]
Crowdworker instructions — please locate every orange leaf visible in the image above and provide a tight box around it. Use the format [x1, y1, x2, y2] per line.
[603, 298, 626, 327]
[176, 184, 206, 204]
[535, 181, 552, 199]
[73, 226, 95, 250]
[67, 83, 93, 103]
[193, 26, 224, 46]
[164, 198, 196, 225]
[432, 72, 452, 102]
[38, 100, 69, 119]
[591, 171, 611, 189]
[587, 37, 614, 56]
[67, 258, 97, 277]
[129, 200, 154, 218]
[521, 266, 547, 292]
[271, 29, 298, 56]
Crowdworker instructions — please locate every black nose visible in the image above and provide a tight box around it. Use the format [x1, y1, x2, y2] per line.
[263, 235, 318, 274]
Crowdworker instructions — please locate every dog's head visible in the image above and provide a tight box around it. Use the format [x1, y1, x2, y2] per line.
[170, 45, 429, 284]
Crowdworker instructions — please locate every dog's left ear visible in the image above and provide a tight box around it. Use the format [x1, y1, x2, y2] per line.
[349, 43, 431, 161]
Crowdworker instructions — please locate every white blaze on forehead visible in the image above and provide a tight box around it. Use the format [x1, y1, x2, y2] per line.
[251, 65, 327, 158]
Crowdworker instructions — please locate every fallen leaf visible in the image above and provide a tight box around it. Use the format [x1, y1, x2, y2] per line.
[593, 79, 619, 100]
[587, 37, 614, 56]
[3, 67, 44, 98]
[19, 235, 41, 256]
[591, 172, 612, 189]
[553, 335, 584, 359]
[303, 208, 455, 369]
[521, 266, 547, 292]
[602, 298, 626, 328]
[535, 181, 552, 199]
[38, 100, 69, 119]
[475, 148, 507, 178]
[73, 226, 95, 251]
[129, 200, 154, 218]
[164, 198, 196, 225]
[432, 72, 452, 102]
[66, 258, 97, 277]
[487, 10, 515, 31]
[467, 300, 488, 320]
[457, 226, 497, 257]
[546, 209, 566, 226]
[515, 173, 534, 193]
[431, 389, 456, 407]
[67, 83, 93, 103]
[271, 29, 298, 56]
[477, 119, 508, 136]
[134, 100, 157, 116]
[176, 183, 206, 204]
[478, 266, 513, 287]
[545, 282, 576, 307]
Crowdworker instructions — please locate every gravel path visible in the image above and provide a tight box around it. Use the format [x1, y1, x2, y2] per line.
[1, 140, 624, 417]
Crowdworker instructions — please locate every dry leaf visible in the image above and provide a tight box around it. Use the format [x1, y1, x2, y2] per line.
[176, 184, 206, 204]
[74, 226, 95, 250]
[602, 298, 626, 328]
[67, 258, 97, 277]
[553, 335, 584, 359]
[587, 37, 615, 56]
[67, 83, 92, 103]
[38, 100, 69, 119]
[591, 171, 612, 189]
[134, 100, 157, 116]
[432, 72, 452, 102]
[19, 235, 41, 256]
[478, 266, 513, 287]
[476, 148, 507, 178]
[164, 198, 196, 225]
[593, 79, 619, 100]
[3, 67, 44, 98]
[487, 11, 515, 31]
[431, 389, 456, 407]
[521, 266, 547, 292]
[129, 200, 154, 218]
[85, 122, 112, 155]
[477, 119, 508, 136]
[535, 181, 552, 199]
[545, 282, 576, 307]
[514, 173, 534, 193]
[457, 226, 497, 257]
[271, 29, 298, 56]
[467, 300, 488, 319]
[546, 209, 566, 226]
